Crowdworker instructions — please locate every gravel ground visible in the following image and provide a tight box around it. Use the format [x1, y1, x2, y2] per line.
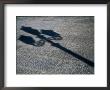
[16, 16, 94, 74]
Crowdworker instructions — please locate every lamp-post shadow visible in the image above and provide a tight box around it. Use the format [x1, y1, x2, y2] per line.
[19, 26, 94, 67]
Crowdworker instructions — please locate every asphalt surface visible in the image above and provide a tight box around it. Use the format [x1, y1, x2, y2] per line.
[16, 16, 94, 74]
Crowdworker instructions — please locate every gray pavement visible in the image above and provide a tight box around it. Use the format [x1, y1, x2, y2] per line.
[16, 16, 94, 74]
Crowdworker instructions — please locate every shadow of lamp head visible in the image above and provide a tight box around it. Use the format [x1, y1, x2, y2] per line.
[41, 29, 63, 40]
[19, 35, 35, 45]
[20, 26, 41, 36]
[19, 35, 45, 47]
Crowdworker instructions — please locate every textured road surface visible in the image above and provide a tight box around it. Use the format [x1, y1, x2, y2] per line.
[16, 16, 94, 74]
